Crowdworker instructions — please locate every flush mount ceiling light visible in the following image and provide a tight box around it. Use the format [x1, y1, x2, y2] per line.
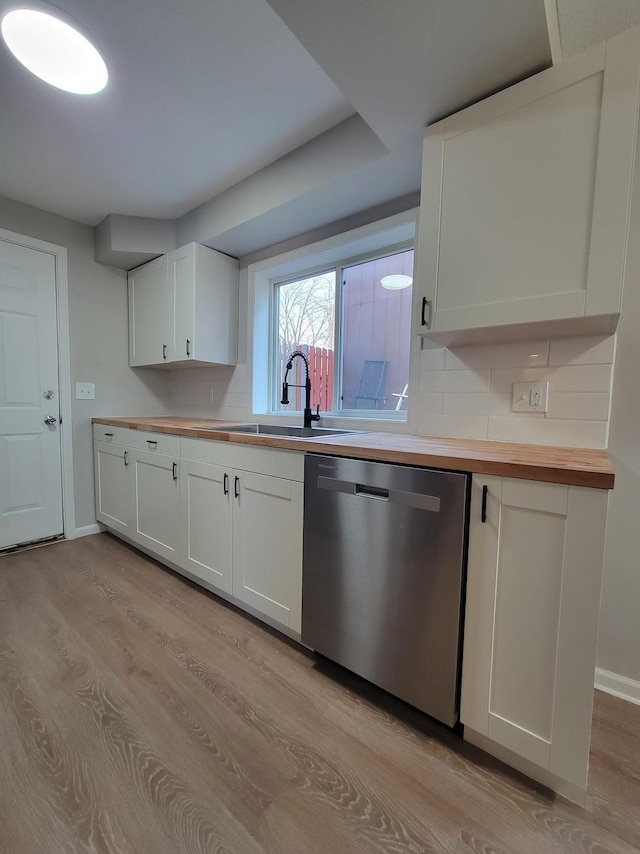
[380, 274, 413, 290]
[1, 8, 108, 94]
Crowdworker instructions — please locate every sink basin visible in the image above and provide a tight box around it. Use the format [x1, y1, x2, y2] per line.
[214, 424, 361, 438]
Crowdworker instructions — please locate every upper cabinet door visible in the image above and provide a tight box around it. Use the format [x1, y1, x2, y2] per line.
[128, 255, 171, 366]
[415, 26, 640, 343]
[169, 243, 196, 362]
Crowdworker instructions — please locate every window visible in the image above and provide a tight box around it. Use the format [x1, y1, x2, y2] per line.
[272, 245, 413, 417]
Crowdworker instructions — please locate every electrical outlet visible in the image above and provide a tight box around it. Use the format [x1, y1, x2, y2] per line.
[512, 381, 549, 413]
[75, 382, 95, 400]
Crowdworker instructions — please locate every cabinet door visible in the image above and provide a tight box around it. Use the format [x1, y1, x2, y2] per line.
[94, 441, 134, 536]
[128, 255, 171, 366]
[168, 244, 195, 362]
[180, 459, 232, 594]
[170, 243, 239, 366]
[461, 476, 607, 790]
[232, 471, 303, 632]
[416, 28, 640, 340]
[133, 448, 181, 562]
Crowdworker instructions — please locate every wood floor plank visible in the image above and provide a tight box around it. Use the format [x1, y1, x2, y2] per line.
[1, 533, 639, 854]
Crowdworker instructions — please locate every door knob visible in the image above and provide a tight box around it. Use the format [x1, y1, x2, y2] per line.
[44, 415, 57, 425]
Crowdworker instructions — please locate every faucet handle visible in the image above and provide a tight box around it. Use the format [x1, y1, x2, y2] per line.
[312, 404, 320, 422]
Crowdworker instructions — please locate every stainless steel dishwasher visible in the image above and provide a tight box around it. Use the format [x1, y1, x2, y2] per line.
[302, 454, 469, 727]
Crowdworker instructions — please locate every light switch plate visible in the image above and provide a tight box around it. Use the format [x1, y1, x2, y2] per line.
[76, 382, 95, 400]
[512, 381, 549, 412]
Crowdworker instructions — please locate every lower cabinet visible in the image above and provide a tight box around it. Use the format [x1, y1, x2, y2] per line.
[179, 441, 304, 633]
[181, 459, 233, 594]
[133, 447, 181, 564]
[94, 440, 134, 537]
[461, 475, 609, 801]
[232, 470, 303, 631]
[94, 425, 610, 802]
[94, 427, 304, 635]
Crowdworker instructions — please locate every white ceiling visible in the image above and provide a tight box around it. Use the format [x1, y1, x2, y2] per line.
[0, 0, 553, 257]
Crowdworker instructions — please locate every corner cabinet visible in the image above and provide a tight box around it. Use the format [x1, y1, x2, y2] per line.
[128, 242, 239, 367]
[461, 475, 609, 802]
[415, 26, 640, 344]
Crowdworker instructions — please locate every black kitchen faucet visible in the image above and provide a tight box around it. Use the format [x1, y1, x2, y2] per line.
[280, 350, 321, 429]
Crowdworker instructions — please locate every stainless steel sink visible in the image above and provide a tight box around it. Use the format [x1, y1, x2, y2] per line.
[215, 424, 361, 438]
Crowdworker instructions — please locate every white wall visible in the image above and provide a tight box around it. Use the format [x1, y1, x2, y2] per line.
[0, 195, 171, 532]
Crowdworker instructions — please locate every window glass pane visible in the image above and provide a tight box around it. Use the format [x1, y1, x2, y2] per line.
[276, 272, 336, 412]
[340, 249, 413, 412]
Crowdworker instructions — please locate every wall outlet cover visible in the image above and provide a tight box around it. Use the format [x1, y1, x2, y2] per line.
[512, 381, 549, 413]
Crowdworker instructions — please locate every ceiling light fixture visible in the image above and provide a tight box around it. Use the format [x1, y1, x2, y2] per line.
[380, 274, 413, 290]
[1, 8, 108, 94]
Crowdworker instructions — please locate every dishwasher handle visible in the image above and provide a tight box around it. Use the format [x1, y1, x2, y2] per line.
[318, 475, 441, 512]
[355, 483, 389, 500]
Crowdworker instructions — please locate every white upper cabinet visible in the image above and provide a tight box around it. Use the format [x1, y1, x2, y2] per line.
[414, 26, 640, 344]
[128, 255, 171, 366]
[128, 242, 239, 367]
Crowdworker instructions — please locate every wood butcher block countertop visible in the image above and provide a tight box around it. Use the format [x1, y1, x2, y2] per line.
[92, 416, 615, 489]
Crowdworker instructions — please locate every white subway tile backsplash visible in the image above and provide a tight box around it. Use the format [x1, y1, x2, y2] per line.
[420, 345, 446, 372]
[419, 369, 491, 394]
[213, 391, 250, 409]
[487, 416, 608, 448]
[167, 329, 617, 451]
[548, 335, 615, 366]
[417, 414, 489, 440]
[490, 367, 550, 392]
[443, 391, 511, 417]
[548, 364, 613, 392]
[445, 340, 549, 371]
[546, 392, 611, 421]
[415, 393, 444, 414]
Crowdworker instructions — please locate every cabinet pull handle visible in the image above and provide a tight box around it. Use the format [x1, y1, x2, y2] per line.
[234, 475, 240, 498]
[186, 338, 191, 356]
[163, 344, 167, 360]
[421, 297, 433, 328]
[124, 450, 129, 467]
[172, 462, 178, 481]
[104, 432, 114, 438]
[147, 440, 157, 448]
[481, 484, 488, 523]
[223, 473, 229, 495]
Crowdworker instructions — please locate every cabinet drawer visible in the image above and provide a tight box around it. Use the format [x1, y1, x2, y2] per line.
[93, 424, 131, 445]
[181, 437, 304, 481]
[128, 430, 181, 457]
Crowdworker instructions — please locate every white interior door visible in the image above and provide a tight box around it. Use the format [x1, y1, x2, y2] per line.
[0, 239, 63, 549]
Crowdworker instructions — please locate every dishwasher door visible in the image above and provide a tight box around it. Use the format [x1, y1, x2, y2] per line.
[302, 454, 469, 727]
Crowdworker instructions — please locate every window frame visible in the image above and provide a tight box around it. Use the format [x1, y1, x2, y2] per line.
[270, 239, 414, 419]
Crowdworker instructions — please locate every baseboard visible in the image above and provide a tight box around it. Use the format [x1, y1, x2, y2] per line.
[595, 667, 640, 706]
[75, 523, 105, 539]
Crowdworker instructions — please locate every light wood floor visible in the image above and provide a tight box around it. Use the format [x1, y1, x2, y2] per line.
[1, 534, 638, 853]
